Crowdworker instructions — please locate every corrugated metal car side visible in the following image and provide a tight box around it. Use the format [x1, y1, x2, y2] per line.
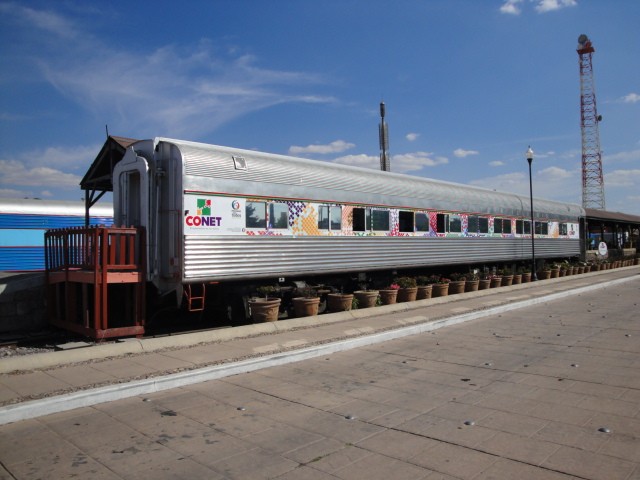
[183, 236, 579, 281]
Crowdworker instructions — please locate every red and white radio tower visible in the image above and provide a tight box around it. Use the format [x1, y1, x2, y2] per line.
[577, 34, 606, 210]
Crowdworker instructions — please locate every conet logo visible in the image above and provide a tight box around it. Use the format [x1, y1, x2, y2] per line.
[185, 198, 222, 227]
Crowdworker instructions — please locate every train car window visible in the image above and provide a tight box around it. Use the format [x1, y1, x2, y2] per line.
[399, 211, 414, 233]
[436, 213, 447, 233]
[371, 209, 389, 231]
[479, 217, 489, 233]
[353, 207, 365, 231]
[269, 203, 288, 229]
[330, 207, 342, 230]
[560, 223, 568, 236]
[318, 206, 330, 230]
[246, 201, 267, 228]
[535, 222, 548, 235]
[494, 218, 503, 234]
[468, 216, 479, 233]
[415, 213, 429, 232]
[516, 220, 531, 234]
[449, 215, 462, 233]
[503, 219, 512, 234]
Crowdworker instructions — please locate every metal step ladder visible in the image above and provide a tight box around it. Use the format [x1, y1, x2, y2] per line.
[184, 283, 206, 312]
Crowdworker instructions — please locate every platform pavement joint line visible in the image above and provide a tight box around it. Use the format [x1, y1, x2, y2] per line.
[1, 268, 637, 426]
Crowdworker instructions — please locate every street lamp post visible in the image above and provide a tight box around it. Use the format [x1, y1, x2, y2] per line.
[526, 146, 537, 281]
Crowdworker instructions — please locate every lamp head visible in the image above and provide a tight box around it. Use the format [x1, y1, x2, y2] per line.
[526, 146, 534, 164]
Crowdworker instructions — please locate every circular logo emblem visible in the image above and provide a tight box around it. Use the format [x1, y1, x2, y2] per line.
[598, 241, 608, 256]
[231, 200, 240, 210]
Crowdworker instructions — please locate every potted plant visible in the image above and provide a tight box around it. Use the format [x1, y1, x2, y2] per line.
[249, 286, 281, 322]
[463, 272, 480, 292]
[518, 266, 532, 283]
[448, 273, 466, 294]
[549, 263, 560, 278]
[291, 287, 321, 318]
[478, 272, 492, 290]
[327, 290, 354, 312]
[537, 265, 552, 280]
[498, 268, 514, 286]
[379, 283, 400, 305]
[490, 273, 502, 288]
[395, 276, 418, 302]
[431, 277, 450, 297]
[353, 288, 379, 308]
[416, 276, 435, 299]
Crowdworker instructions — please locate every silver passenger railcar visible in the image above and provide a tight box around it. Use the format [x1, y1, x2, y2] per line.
[112, 137, 583, 308]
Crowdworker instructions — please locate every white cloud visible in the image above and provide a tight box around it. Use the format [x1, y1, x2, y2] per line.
[405, 133, 420, 142]
[453, 148, 479, 158]
[603, 149, 640, 164]
[289, 140, 355, 155]
[392, 152, 449, 173]
[4, 5, 333, 139]
[621, 93, 640, 104]
[0, 159, 81, 188]
[489, 161, 505, 167]
[538, 166, 573, 180]
[604, 169, 640, 187]
[332, 154, 378, 169]
[500, 0, 577, 15]
[469, 165, 581, 202]
[535, 0, 577, 13]
[332, 151, 448, 173]
[500, 0, 523, 15]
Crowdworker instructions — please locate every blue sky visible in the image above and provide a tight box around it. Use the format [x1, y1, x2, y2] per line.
[1, 0, 638, 214]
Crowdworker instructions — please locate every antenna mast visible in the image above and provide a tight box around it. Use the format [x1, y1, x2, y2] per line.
[379, 101, 390, 171]
[577, 34, 605, 210]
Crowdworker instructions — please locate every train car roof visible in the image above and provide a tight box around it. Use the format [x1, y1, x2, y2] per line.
[0, 198, 113, 217]
[132, 137, 585, 220]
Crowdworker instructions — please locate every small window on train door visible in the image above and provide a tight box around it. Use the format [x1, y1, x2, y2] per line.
[269, 203, 289, 229]
[436, 213, 447, 233]
[415, 213, 429, 232]
[246, 201, 267, 228]
[399, 211, 414, 233]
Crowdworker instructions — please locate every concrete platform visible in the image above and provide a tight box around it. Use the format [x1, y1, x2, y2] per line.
[0, 267, 638, 479]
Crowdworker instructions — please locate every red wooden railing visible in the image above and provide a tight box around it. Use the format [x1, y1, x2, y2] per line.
[45, 226, 146, 340]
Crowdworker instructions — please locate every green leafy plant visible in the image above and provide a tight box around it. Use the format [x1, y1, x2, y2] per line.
[394, 276, 417, 288]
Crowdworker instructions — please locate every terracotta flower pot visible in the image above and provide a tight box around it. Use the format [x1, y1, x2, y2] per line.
[512, 274, 522, 285]
[292, 297, 320, 317]
[354, 290, 379, 309]
[538, 270, 551, 280]
[490, 277, 502, 288]
[379, 289, 398, 305]
[501, 275, 514, 286]
[448, 280, 465, 295]
[416, 285, 432, 300]
[479, 279, 491, 290]
[521, 272, 532, 283]
[464, 280, 479, 292]
[432, 283, 449, 297]
[550, 269, 559, 278]
[327, 293, 354, 312]
[249, 298, 281, 322]
[397, 287, 418, 302]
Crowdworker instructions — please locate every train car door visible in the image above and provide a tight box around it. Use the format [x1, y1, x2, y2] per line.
[113, 147, 150, 273]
